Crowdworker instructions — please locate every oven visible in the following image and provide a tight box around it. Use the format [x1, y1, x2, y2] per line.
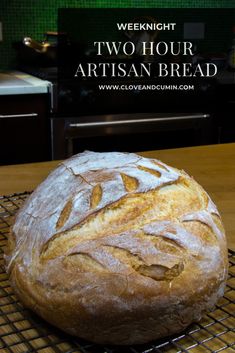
[18, 67, 215, 160]
[51, 112, 211, 160]
[49, 74, 215, 159]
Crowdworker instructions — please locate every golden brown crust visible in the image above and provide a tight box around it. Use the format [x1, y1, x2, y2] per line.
[4, 151, 228, 345]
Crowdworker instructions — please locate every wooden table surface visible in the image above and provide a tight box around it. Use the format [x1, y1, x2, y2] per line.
[0, 143, 234, 250]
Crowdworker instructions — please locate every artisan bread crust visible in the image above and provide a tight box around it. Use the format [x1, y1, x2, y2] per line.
[5, 151, 228, 345]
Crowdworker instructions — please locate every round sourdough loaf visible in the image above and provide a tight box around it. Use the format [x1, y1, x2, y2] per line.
[5, 151, 228, 345]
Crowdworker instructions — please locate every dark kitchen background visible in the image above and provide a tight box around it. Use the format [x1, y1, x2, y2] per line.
[0, 0, 235, 165]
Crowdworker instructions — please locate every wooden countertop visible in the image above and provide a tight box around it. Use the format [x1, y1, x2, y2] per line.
[0, 143, 234, 250]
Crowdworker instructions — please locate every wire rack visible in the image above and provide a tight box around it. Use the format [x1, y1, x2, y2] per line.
[0, 192, 234, 353]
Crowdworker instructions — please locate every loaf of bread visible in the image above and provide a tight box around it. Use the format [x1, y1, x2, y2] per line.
[5, 151, 228, 345]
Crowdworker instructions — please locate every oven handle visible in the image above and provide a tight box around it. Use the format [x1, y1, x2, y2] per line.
[0, 113, 38, 119]
[68, 114, 210, 128]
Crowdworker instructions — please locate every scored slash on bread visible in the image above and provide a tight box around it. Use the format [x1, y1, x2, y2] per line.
[4, 151, 228, 345]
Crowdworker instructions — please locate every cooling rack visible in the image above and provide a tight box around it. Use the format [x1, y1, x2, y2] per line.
[0, 192, 234, 353]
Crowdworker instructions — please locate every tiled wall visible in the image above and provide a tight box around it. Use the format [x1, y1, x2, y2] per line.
[0, 0, 235, 69]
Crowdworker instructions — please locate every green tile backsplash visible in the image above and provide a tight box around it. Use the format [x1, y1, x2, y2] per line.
[0, 0, 235, 69]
